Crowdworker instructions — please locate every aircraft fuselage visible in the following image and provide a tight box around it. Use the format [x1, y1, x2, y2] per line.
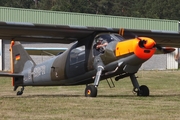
[15, 33, 156, 87]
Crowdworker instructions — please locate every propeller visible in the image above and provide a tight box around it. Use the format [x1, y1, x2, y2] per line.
[155, 45, 175, 54]
[119, 28, 175, 54]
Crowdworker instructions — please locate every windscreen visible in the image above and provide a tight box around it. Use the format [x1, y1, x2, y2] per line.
[95, 33, 124, 43]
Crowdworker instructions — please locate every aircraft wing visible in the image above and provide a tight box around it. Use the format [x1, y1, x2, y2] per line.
[0, 21, 180, 47]
[121, 29, 180, 47]
[0, 21, 119, 43]
[24, 47, 68, 55]
[0, 71, 23, 77]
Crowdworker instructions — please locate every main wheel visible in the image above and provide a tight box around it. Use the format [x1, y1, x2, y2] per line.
[137, 85, 149, 96]
[85, 85, 97, 97]
[17, 91, 23, 96]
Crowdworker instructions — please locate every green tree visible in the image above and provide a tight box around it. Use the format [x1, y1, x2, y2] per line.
[133, 0, 180, 20]
[3, 0, 34, 9]
[50, 0, 98, 14]
[0, 0, 6, 6]
[111, 0, 135, 16]
[0, 0, 180, 20]
[38, 0, 54, 10]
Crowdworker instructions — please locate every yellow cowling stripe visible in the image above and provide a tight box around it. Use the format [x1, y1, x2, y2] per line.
[115, 37, 156, 60]
[115, 39, 138, 57]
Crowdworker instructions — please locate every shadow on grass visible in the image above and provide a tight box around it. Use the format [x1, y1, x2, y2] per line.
[99, 94, 180, 98]
[2, 93, 180, 98]
[149, 94, 180, 97]
[0, 94, 83, 98]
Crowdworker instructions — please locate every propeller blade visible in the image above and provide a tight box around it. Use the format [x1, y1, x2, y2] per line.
[156, 45, 175, 54]
[161, 47, 176, 53]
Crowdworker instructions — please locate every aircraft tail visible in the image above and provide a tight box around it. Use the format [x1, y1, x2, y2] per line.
[10, 41, 36, 74]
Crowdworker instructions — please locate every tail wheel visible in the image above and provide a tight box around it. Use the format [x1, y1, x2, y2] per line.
[85, 85, 97, 97]
[137, 85, 149, 96]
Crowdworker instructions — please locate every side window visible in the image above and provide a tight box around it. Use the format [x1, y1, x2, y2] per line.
[70, 46, 85, 65]
[114, 34, 124, 41]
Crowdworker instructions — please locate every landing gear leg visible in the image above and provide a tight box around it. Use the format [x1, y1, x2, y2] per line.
[17, 86, 24, 96]
[13, 86, 18, 91]
[130, 74, 149, 96]
[85, 66, 104, 97]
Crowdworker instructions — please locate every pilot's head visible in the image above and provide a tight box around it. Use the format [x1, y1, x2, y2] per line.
[96, 37, 104, 44]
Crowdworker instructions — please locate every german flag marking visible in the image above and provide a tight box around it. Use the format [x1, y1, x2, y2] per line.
[15, 54, 20, 61]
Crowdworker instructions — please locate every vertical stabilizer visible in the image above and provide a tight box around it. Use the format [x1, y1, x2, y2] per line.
[10, 41, 36, 74]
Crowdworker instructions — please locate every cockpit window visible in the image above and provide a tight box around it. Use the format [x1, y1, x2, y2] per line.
[70, 46, 85, 65]
[95, 34, 124, 43]
[96, 34, 113, 43]
[113, 34, 124, 41]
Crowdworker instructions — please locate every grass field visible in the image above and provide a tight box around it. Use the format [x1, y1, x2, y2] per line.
[0, 70, 180, 120]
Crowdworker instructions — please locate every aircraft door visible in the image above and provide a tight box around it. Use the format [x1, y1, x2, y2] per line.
[66, 46, 86, 78]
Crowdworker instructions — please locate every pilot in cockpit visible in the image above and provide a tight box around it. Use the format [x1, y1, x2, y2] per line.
[95, 37, 108, 51]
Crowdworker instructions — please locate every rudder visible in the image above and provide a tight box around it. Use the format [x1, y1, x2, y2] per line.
[10, 41, 36, 74]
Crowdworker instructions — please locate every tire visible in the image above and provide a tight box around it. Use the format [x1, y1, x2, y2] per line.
[85, 85, 97, 97]
[17, 91, 23, 96]
[137, 85, 149, 96]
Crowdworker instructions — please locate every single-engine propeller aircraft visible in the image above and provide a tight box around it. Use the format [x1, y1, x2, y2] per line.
[0, 21, 179, 97]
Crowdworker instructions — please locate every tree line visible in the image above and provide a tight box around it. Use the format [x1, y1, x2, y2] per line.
[0, 0, 180, 20]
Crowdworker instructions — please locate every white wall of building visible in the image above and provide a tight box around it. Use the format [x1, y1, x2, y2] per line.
[1, 41, 179, 71]
[167, 48, 178, 69]
[0, 39, 2, 70]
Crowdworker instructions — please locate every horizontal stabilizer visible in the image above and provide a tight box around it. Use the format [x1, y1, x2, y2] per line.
[24, 47, 68, 55]
[0, 71, 23, 77]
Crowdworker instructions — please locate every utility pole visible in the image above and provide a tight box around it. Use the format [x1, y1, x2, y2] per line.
[34, 0, 38, 8]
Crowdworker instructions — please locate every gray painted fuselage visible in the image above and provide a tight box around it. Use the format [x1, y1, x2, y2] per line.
[14, 33, 153, 87]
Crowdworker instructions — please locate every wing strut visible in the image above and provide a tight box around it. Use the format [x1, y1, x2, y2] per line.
[119, 28, 124, 36]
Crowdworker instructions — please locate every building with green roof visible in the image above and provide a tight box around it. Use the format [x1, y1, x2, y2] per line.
[0, 7, 179, 70]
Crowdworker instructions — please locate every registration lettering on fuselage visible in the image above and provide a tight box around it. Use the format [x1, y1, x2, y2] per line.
[33, 65, 46, 78]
